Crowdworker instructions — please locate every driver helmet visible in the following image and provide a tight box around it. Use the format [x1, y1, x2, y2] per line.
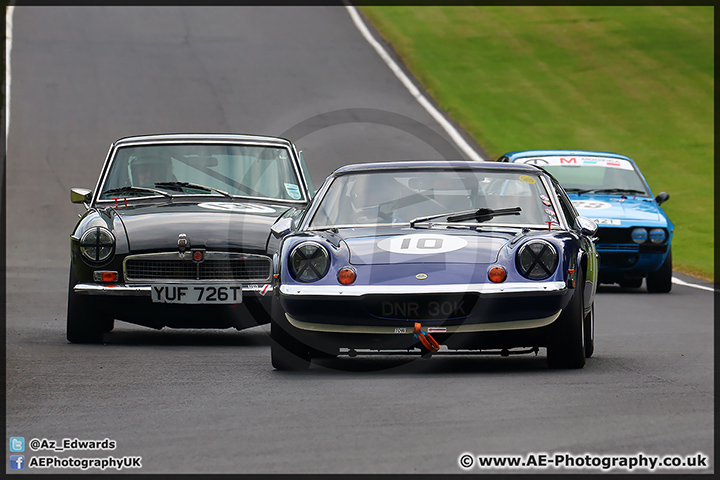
[129, 154, 172, 186]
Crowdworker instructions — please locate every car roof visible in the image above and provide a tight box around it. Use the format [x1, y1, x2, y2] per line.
[501, 149, 634, 162]
[112, 133, 295, 148]
[331, 160, 544, 176]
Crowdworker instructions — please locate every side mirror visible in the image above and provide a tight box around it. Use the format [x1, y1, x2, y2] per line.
[575, 216, 598, 237]
[70, 188, 92, 204]
[271, 217, 294, 237]
[655, 191, 669, 205]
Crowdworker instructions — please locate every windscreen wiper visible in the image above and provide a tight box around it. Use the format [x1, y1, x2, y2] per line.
[447, 207, 522, 222]
[102, 186, 173, 199]
[409, 207, 521, 228]
[582, 188, 646, 195]
[154, 181, 232, 198]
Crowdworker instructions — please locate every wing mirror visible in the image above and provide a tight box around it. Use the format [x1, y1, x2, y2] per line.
[271, 217, 294, 237]
[575, 216, 598, 236]
[655, 191, 669, 205]
[70, 188, 92, 204]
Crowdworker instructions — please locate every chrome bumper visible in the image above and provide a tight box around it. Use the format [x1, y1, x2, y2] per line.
[279, 281, 567, 297]
[74, 283, 273, 296]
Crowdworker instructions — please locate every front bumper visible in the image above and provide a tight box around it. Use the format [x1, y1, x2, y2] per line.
[279, 281, 567, 296]
[74, 282, 273, 296]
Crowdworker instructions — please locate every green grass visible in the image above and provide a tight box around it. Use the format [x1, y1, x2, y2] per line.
[360, 6, 714, 281]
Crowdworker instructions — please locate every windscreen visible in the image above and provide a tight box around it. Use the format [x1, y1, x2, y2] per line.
[99, 144, 303, 201]
[310, 169, 553, 228]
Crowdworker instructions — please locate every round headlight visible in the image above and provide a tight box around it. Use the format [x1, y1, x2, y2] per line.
[80, 226, 115, 264]
[516, 240, 558, 280]
[289, 242, 330, 282]
[631, 227, 648, 244]
[649, 228, 666, 244]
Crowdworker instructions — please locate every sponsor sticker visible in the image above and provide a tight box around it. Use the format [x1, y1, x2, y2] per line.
[515, 156, 634, 170]
[284, 183, 302, 200]
[519, 175, 536, 184]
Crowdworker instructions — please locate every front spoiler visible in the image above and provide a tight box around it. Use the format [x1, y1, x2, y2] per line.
[286, 310, 561, 334]
[74, 283, 273, 296]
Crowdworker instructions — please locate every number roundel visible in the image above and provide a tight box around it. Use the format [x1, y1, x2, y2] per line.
[377, 234, 467, 255]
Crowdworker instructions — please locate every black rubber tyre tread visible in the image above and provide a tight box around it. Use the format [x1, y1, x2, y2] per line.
[547, 267, 586, 369]
[270, 300, 311, 371]
[66, 268, 105, 344]
[646, 249, 672, 293]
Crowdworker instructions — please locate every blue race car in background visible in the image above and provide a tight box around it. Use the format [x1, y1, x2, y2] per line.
[270, 161, 599, 370]
[498, 150, 673, 293]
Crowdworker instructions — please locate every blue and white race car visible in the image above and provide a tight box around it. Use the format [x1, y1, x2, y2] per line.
[270, 161, 599, 370]
[499, 150, 673, 292]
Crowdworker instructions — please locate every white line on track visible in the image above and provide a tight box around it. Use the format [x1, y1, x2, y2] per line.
[672, 277, 715, 292]
[345, 4, 485, 162]
[5, 5, 14, 148]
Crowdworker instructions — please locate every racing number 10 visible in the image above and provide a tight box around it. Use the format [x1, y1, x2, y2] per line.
[400, 237, 443, 250]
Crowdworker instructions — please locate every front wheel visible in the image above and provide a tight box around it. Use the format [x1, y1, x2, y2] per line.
[66, 268, 106, 344]
[646, 249, 672, 293]
[270, 300, 311, 371]
[547, 268, 586, 369]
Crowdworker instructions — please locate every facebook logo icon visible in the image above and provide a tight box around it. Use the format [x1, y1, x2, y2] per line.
[10, 455, 25, 470]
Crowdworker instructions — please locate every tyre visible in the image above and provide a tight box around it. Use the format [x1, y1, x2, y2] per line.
[270, 300, 311, 371]
[646, 249, 672, 293]
[547, 268, 586, 369]
[66, 268, 106, 344]
[584, 304, 594, 358]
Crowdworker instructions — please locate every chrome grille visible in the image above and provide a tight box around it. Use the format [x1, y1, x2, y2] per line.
[124, 252, 271, 282]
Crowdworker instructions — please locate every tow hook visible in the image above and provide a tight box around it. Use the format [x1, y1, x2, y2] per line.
[413, 322, 440, 354]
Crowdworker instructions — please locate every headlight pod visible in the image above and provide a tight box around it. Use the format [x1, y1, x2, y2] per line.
[649, 228, 667, 244]
[80, 226, 115, 264]
[631, 227, 648, 244]
[516, 240, 558, 280]
[289, 242, 330, 282]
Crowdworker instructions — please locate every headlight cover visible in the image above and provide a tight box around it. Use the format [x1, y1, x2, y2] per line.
[648, 228, 667, 244]
[80, 226, 115, 264]
[516, 240, 558, 280]
[631, 227, 648, 244]
[289, 242, 330, 282]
